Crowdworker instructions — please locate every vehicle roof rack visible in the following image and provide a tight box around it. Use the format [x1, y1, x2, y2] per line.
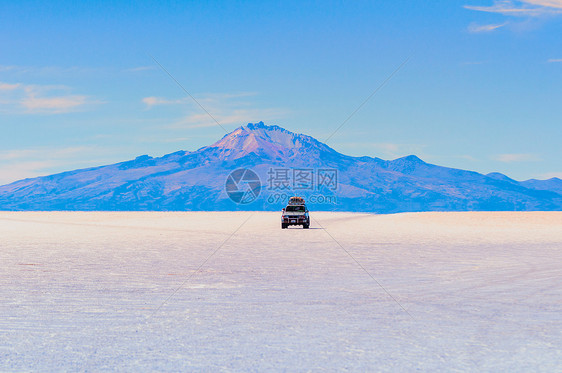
[288, 196, 305, 205]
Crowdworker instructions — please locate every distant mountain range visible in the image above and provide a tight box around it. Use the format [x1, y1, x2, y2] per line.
[1, 122, 561, 212]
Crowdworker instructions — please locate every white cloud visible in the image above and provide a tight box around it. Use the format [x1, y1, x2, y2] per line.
[465, 0, 562, 16]
[369, 143, 401, 155]
[524, 0, 562, 8]
[0, 82, 97, 114]
[21, 94, 88, 113]
[0, 65, 17, 72]
[142, 92, 287, 129]
[0, 161, 57, 185]
[142, 92, 258, 109]
[0, 146, 97, 162]
[547, 58, 562, 62]
[0, 82, 21, 90]
[464, 1, 562, 35]
[0, 64, 105, 76]
[458, 154, 479, 161]
[468, 22, 507, 32]
[196, 92, 258, 101]
[0, 149, 38, 161]
[494, 153, 541, 162]
[176, 108, 287, 129]
[333, 141, 427, 159]
[0, 146, 102, 185]
[536, 171, 562, 179]
[142, 96, 185, 108]
[125, 66, 156, 72]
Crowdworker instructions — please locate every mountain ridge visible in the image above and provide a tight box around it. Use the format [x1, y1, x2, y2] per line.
[1, 122, 561, 212]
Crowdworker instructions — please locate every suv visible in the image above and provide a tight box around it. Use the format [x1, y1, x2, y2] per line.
[281, 197, 310, 229]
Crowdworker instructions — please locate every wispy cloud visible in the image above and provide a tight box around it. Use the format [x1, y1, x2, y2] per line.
[333, 141, 427, 159]
[0, 81, 98, 114]
[0, 82, 21, 90]
[458, 154, 479, 161]
[0, 65, 18, 72]
[0, 146, 103, 185]
[0, 161, 57, 185]
[142, 92, 257, 109]
[465, 1, 562, 32]
[468, 22, 507, 32]
[21, 93, 88, 113]
[536, 171, 562, 179]
[465, 0, 562, 17]
[142, 96, 185, 108]
[525, 0, 562, 8]
[125, 66, 156, 72]
[0, 146, 97, 162]
[0, 64, 105, 76]
[494, 153, 541, 162]
[373, 143, 400, 153]
[547, 58, 562, 62]
[0, 149, 38, 161]
[176, 108, 287, 129]
[142, 92, 287, 128]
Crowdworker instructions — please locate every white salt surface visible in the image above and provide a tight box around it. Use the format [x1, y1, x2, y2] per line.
[0, 211, 561, 371]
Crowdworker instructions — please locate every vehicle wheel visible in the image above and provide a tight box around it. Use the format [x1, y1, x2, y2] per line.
[303, 223, 309, 229]
[282, 223, 287, 229]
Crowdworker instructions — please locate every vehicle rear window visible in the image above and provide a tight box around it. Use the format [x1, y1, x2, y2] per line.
[286, 205, 305, 212]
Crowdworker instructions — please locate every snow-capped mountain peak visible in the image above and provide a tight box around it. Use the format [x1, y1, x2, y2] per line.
[205, 121, 339, 161]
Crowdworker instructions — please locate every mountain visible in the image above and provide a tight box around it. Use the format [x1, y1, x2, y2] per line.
[1, 122, 561, 212]
[520, 177, 562, 195]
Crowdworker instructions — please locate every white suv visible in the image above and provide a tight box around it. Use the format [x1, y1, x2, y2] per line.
[281, 198, 310, 229]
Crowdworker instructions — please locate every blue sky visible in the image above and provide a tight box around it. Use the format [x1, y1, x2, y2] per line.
[1, 0, 561, 184]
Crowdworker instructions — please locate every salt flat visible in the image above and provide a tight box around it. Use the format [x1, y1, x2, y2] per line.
[0, 211, 561, 371]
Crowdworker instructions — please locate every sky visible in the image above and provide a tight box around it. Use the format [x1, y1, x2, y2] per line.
[1, 0, 561, 184]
